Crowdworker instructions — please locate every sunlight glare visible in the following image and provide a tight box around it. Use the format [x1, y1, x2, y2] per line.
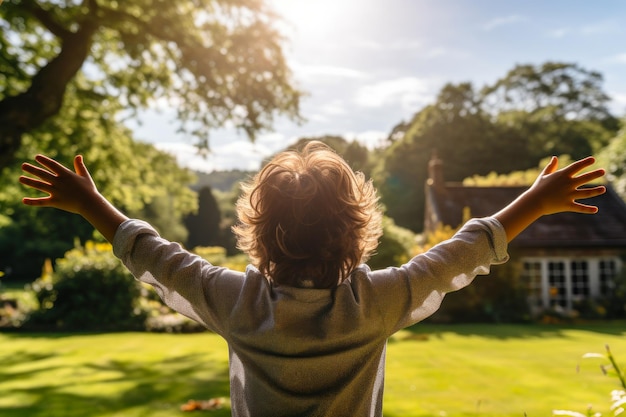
[269, 0, 360, 40]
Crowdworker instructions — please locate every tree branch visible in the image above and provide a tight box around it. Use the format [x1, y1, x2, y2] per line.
[0, 17, 98, 168]
[18, 0, 72, 40]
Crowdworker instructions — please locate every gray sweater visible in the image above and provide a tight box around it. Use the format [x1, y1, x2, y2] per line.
[113, 217, 508, 417]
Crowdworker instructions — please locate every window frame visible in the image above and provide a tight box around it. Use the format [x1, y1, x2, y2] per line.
[521, 256, 622, 313]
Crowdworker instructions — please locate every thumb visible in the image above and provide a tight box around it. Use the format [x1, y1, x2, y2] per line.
[542, 156, 559, 175]
[73, 155, 91, 178]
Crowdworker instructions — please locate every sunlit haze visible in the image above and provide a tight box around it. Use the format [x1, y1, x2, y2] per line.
[130, 0, 626, 172]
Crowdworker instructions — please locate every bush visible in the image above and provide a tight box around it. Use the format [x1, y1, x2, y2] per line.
[193, 246, 248, 272]
[25, 241, 147, 331]
[368, 216, 418, 270]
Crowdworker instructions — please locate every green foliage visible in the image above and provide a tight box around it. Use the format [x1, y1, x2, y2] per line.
[375, 82, 528, 231]
[191, 170, 249, 254]
[193, 169, 252, 193]
[463, 155, 575, 186]
[185, 186, 221, 249]
[368, 216, 417, 270]
[0, 81, 198, 279]
[598, 120, 626, 202]
[25, 241, 146, 331]
[376, 62, 620, 232]
[0, 274, 30, 328]
[0, 0, 302, 167]
[192, 246, 248, 272]
[484, 63, 618, 159]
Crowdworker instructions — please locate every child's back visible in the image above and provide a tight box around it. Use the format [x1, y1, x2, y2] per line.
[114, 213, 507, 416]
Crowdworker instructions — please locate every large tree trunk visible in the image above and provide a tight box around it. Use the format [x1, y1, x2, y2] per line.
[0, 18, 97, 168]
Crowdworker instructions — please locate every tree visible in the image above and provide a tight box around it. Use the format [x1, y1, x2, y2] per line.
[598, 120, 626, 201]
[483, 62, 620, 159]
[0, 82, 198, 280]
[0, 0, 302, 168]
[375, 82, 526, 231]
[376, 63, 620, 232]
[185, 186, 222, 249]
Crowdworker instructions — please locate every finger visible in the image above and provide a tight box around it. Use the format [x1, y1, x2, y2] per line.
[542, 156, 559, 175]
[21, 162, 57, 184]
[19, 175, 54, 194]
[571, 202, 599, 214]
[22, 196, 53, 207]
[563, 156, 597, 176]
[575, 185, 606, 199]
[573, 168, 605, 185]
[73, 155, 91, 179]
[34, 154, 72, 176]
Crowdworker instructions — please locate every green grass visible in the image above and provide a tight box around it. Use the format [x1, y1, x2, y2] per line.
[1, 323, 625, 416]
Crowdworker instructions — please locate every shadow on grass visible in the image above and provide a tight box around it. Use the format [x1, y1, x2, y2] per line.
[0, 342, 231, 417]
[400, 321, 626, 341]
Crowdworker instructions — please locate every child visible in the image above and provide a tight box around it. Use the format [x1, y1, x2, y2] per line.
[20, 141, 605, 417]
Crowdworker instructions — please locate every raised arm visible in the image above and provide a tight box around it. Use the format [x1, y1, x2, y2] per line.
[494, 156, 606, 242]
[19, 154, 128, 242]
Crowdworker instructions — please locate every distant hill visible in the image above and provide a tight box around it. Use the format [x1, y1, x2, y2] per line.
[191, 170, 254, 192]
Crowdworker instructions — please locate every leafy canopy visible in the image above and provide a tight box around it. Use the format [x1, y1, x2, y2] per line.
[0, 0, 302, 167]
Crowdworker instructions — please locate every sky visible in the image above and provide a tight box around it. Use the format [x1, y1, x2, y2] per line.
[130, 0, 626, 173]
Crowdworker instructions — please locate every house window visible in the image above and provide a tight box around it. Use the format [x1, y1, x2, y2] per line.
[522, 261, 543, 311]
[571, 260, 590, 300]
[548, 261, 567, 308]
[599, 259, 617, 296]
[521, 257, 621, 312]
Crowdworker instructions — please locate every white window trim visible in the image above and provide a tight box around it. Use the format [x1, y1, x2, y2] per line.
[522, 256, 622, 312]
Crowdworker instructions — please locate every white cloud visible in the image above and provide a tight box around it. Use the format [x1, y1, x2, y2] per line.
[354, 77, 436, 113]
[154, 142, 216, 172]
[354, 39, 385, 50]
[612, 53, 626, 64]
[581, 20, 621, 35]
[354, 38, 423, 51]
[319, 99, 347, 116]
[423, 46, 451, 59]
[610, 92, 626, 115]
[482, 15, 526, 31]
[546, 27, 570, 38]
[388, 39, 424, 50]
[306, 113, 331, 123]
[155, 136, 286, 173]
[292, 62, 369, 82]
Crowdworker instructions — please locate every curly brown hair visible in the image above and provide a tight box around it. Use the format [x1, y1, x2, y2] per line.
[233, 141, 383, 288]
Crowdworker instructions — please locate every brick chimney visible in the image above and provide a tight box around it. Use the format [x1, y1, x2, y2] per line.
[427, 150, 444, 190]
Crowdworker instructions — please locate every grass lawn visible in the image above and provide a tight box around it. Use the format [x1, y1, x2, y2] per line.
[1, 323, 625, 417]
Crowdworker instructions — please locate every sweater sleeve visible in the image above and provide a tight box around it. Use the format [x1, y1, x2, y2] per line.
[369, 217, 509, 333]
[112, 219, 245, 335]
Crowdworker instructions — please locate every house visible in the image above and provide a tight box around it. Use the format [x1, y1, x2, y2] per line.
[424, 154, 626, 315]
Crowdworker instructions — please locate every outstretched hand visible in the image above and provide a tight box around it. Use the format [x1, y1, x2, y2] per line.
[20, 154, 127, 242]
[495, 156, 606, 242]
[20, 154, 97, 215]
[529, 156, 606, 216]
